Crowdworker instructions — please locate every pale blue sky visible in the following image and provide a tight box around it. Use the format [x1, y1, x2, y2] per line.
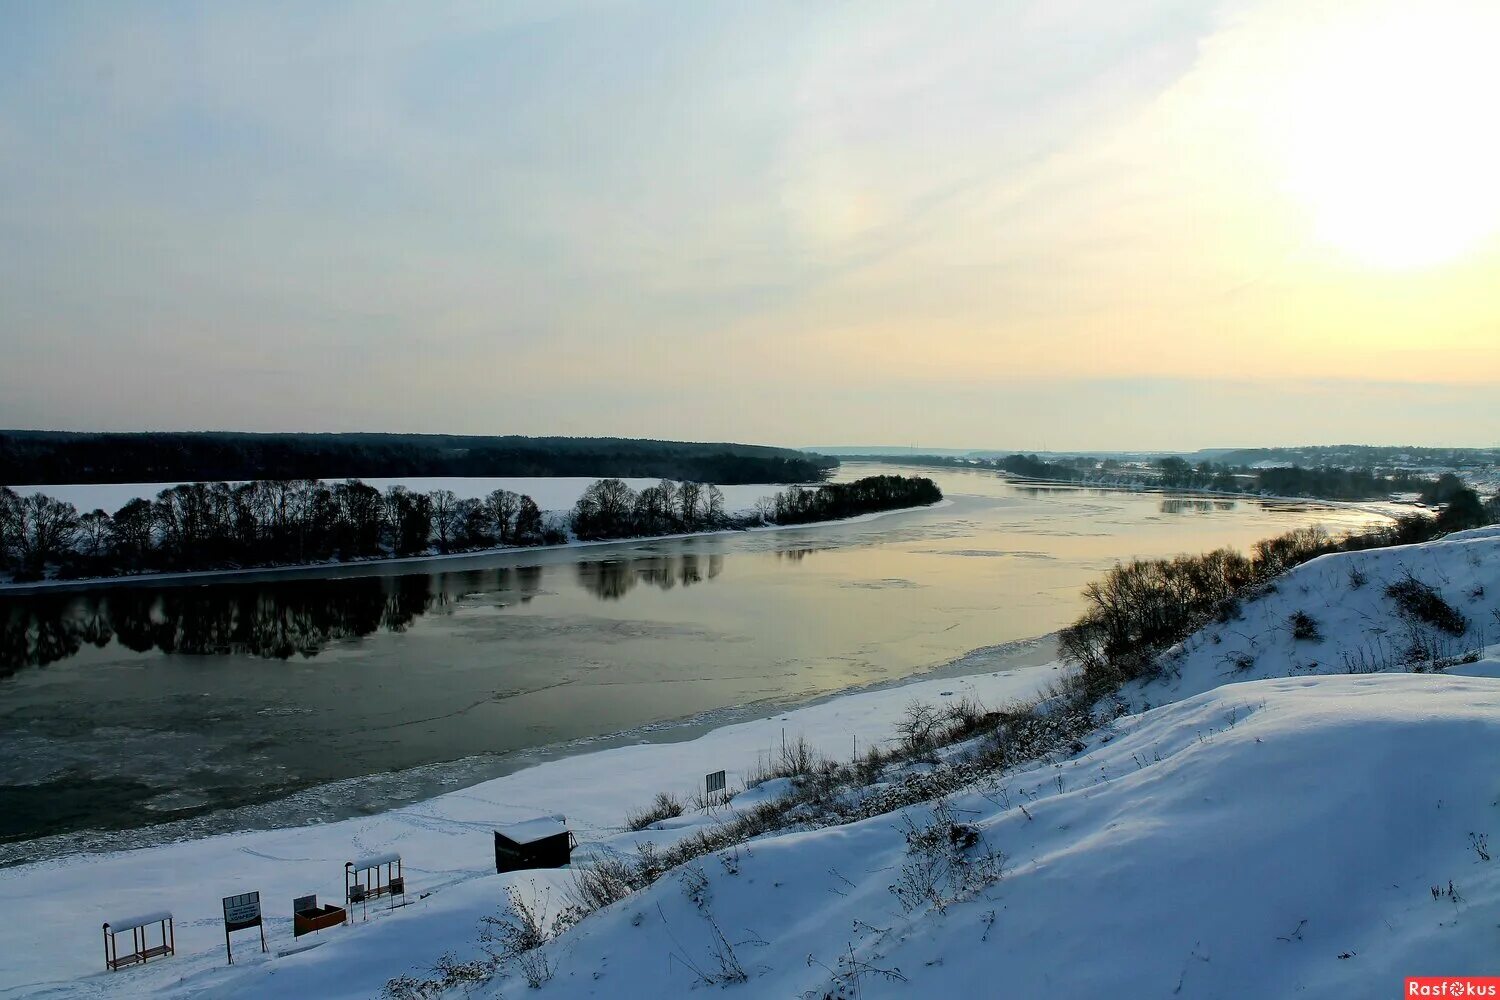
[2, 0, 1496, 449]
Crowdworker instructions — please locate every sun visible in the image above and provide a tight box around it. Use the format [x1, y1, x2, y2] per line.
[1273, 2, 1500, 270]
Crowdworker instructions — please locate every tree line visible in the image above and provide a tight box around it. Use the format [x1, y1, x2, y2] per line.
[0, 480, 562, 582]
[0, 431, 837, 486]
[0, 474, 943, 582]
[567, 474, 941, 540]
[756, 474, 944, 525]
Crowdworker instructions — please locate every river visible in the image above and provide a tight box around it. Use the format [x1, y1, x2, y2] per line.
[0, 464, 1386, 861]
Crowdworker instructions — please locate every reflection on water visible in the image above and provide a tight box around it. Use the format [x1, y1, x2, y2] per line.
[576, 553, 722, 601]
[1, 555, 725, 673]
[1160, 498, 1237, 514]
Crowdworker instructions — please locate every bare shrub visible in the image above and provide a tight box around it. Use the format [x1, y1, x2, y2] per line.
[1288, 610, 1321, 642]
[566, 851, 647, 915]
[778, 734, 818, 776]
[745, 735, 821, 788]
[626, 791, 685, 831]
[480, 886, 556, 988]
[1224, 651, 1256, 673]
[889, 799, 1004, 914]
[807, 944, 908, 996]
[660, 869, 748, 987]
[941, 695, 992, 740]
[385, 953, 496, 999]
[1386, 573, 1469, 635]
[896, 701, 945, 756]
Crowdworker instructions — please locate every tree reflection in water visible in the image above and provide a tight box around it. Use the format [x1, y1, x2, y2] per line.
[1159, 498, 1237, 515]
[0, 554, 723, 675]
[574, 552, 722, 600]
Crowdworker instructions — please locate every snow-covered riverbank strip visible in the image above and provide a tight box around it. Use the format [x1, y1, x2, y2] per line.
[0, 655, 1061, 997]
[0, 499, 952, 595]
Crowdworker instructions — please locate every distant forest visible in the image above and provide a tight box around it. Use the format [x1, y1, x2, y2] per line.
[0, 431, 836, 486]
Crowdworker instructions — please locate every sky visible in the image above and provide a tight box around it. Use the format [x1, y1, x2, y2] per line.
[1, 0, 1497, 451]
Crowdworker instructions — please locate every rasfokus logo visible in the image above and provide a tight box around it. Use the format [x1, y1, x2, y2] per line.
[1407, 979, 1500, 997]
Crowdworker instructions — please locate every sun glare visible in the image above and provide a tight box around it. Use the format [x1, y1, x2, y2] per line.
[1274, 3, 1500, 270]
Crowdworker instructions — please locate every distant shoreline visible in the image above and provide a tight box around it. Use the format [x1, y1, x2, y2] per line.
[993, 472, 1406, 523]
[0, 499, 952, 596]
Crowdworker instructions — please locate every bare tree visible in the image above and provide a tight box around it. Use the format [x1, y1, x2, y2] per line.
[705, 485, 727, 526]
[514, 495, 544, 545]
[633, 481, 678, 536]
[484, 489, 522, 545]
[456, 497, 488, 548]
[12, 492, 80, 574]
[77, 509, 113, 562]
[752, 495, 776, 525]
[677, 481, 704, 529]
[429, 489, 461, 553]
[0, 486, 18, 567]
[572, 479, 639, 539]
[111, 498, 155, 566]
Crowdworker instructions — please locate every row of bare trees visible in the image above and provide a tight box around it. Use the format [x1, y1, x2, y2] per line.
[0, 481, 558, 581]
[3, 474, 947, 580]
[757, 474, 943, 525]
[568, 474, 943, 540]
[570, 479, 729, 540]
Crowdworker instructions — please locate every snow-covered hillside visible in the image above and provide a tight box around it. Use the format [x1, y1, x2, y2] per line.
[4, 528, 1499, 998]
[95, 670, 1500, 1000]
[1137, 525, 1500, 707]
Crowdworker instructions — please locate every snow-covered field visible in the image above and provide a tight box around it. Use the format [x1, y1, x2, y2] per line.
[9, 478, 785, 518]
[4, 528, 1500, 998]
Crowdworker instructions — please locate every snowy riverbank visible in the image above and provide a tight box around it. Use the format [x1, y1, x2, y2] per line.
[0, 659, 1063, 997]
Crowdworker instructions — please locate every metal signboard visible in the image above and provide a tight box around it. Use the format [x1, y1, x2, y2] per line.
[222, 891, 266, 964]
[222, 892, 262, 930]
[705, 769, 727, 802]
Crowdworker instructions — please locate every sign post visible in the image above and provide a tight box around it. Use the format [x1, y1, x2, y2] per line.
[222, 891, 266, 965]
[705, 769, 727, 806]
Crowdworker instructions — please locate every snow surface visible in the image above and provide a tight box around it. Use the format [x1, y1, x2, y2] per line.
[5, 528, 1500, 998]
[496, 816, 569, 846]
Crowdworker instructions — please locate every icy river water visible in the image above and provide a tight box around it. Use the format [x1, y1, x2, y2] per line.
[0, 464, 1385, 860]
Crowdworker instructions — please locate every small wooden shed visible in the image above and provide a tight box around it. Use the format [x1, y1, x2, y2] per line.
[102, 911, 174, 971]
[494, 815, 575, 873]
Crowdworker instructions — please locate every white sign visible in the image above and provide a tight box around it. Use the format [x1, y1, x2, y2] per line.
[222, 892, 262, 928]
